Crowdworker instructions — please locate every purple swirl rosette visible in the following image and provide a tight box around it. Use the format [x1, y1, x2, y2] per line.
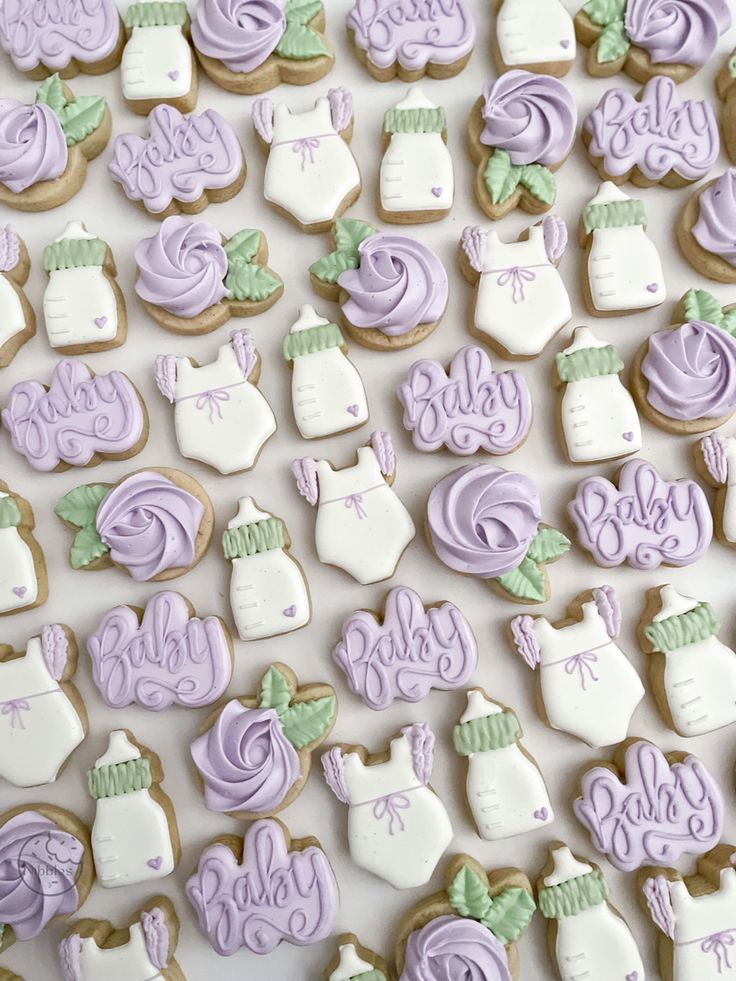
[191, 0, 286, 73]
[401, 916, 513, 981]
[693, 169, 736, 268]
[625, 0, 731, 67]
[0, 99, 67, 193]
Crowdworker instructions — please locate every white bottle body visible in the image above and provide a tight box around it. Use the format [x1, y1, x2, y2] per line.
[0, 275, 24, 350]
[561, 375, 641, 462]
[587, 226, 665, 313]
[92, 790, 174, 888]
[122, 25, 191, 101]
[380, 132, 453, 214]
[466, 744, 553, 840]
[496, 0, 575, 67]
[663, 637, 736, 736]
[0, 525, 37, 613]
[229, 550, 310, 641]
[291, 348, 368, 439]
[554, 904, 645, 981]
[44, 267, 118, 348]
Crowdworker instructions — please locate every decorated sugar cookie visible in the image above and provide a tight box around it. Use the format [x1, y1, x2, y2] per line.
[568, 458, 713, 569]
[493, 0, 575, 76]
[575, 0, 731, 83]
[43, 221, 127, 354]
[468, 70, 577, 220]
[59, 897, 183, 981]
[284, 305, 369, 440]
[398, 346, 533, 455]
[538, 844, 645, 981]
[395, 854, 535, 980]
[223, 497, 310, 642]
[460, 217, 571, 359]
[699, 431, 736, 547]
[510, 586, 644, 747]
[0, 74, 110, 211]
[135, 217, 283, 334]
[379, 87, 453, 223]
[0, 624, 86, 788]
[109, 104, 245, 218]
[121, 1, 196, 115]
[187, 817, 339, 956]
[252, 87, 361, 233]
[55, 468, 213, 582]
[3, 360, 147, 472]
[573, 738, 724, 872]
[717, 49, 736, 163]
[293, 431, 415, 585]
[333, 586, 477, 710]
[322, 723, 452, 889]
[324, 936, 389, 981]
[88, 729, 180, 888]
[0, 482, 46, 617]
[191, 0, 333, 95]
[310, 217, 448, 351]
[679, 168, 736, 284]
[555, 326, 641, 463]
[87, 591, 232, 711]
[0, 804, 93, 950]
[454, 689, 553, 840]
[426, 463, 570, 604]
[581, 181, 666, 315]
[156, 329, 275, 474]
[0, 226, 34, 367]
[191, 662, 336, 819]
[642, 843, 736, 981]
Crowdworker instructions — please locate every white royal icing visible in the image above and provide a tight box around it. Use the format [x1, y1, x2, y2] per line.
[63, 919, 165, 980]
[496, 0, 575, 67]
[0, 490, 38, 615]
[329, 944, 375, 981]
[0, 272, 25, 353]
[122, 24, 192, 102]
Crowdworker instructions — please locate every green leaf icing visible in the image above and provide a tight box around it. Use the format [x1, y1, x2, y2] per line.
[453, 710, 520, 755]
[556, 344, 624, 383]
[54, 484, 108, 528]
[57, 95, 106, 146]
[0, 496, 21, 529]
[495, 556, 547, 602]
[125, 1, 187, 28]
[519, 164, 555, 205]
[283, 322, 344, 361]
[35, 74, 65, 114]
[644, 602, 719, 652]
[286, 0, 323, 25]
[222, 517, 284, 559]
[527, 528, 571, 564]
[596, 19, 630, 62]
[310, 219, 375, 284]
[484, 150, 521, 205]
[224, 229, 261, 264]
[279, 696, 336, 748]
[71, 524, 108, 570]
[276, 21, 329, 60]
[350, 973, 385, 981]
[259, 665, 292, 715]
[583, 0, 626, 25]
[384, 106, 446, 134]
[583, 198, 646, 234]
[539, 869, 609, 919]
[722, 311, 736, 336]
[88, 757, 152, 799]
[335, 218, 374, 253]
[43, 237, 106, 272]
[480, 887, 536, 943]
[683, 289, 736, 334]
[226, 259, 281, 303]
[729, 51, 736, 79]
[449, 865, 494, 921]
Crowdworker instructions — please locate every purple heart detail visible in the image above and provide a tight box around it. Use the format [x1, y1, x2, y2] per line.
[168, 70, 179, 81]
[626, 974, 639, 981]
[646, 283, 659, 293]
[347, 404, 360, 417]
[283, 606, 297, 618]
[12, 586, 26, 598]
[560, 39, 570, 48]
[94, 316, 107, 329]
[623, 431, 634, 442]
[533, 807, 549, 821]
[431, 187, 442, 198]
[147, 856, 163, 870]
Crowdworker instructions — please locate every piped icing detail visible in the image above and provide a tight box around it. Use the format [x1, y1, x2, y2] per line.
[693, 169, 736, 268]
[0, 0, 121, 73]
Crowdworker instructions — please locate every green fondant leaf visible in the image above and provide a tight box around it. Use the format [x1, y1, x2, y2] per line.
[279, 696, 336, 749]
[57, 95, 106, 146]
[448, 865, 493, 921]
[480, 887, 536, 944]
[527, 527, 571, 564]
[35, 73, 66, 113]
[519, 164, 555, 205]
[683, 288, 724, 326]
[54, 484, 108, 528]
[483, 150, 520, 205]
[259, 665, 292, 715]
[583, 0, 626, 26]
[70, 524, 108, 570]
[225, 259, 281, 303]
[721, 310, 736, 336]
[276, 21, 329, 60]
[286, 0, 322, 25]
[335, 218, 374, 253]
[309, 250, 360, 285]
[596, 20, 630, 62]
[0, 496, 21, 529]
[495, 557, 546, 603]
[224, 229, 261, 264]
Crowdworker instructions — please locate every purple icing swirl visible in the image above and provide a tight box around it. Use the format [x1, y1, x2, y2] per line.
[191, 0, 286, 74]
[625, 0, 731, 68]
[191, 702, 300, 815]
[480, 70, 576, 167]
[0, 0, 121, 73]
[0, 99, 67, 194]
[693, 169, 736, 268]
[400, 915, 512, 981]
[134, 216, 229, 319]
[338, 233, 448, 336]
[642, 320, 736, 422]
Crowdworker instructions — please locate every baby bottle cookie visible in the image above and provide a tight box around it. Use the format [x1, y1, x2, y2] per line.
[252, 87, 361, 233]
[322, 723, 453, 890]
[717, 49, 736, 164]
[510, 586, 644, 747]
[283, 305, 369, 440]
[698, 431, 736, 547]
[493, 0, 575, 76]
[0, 226, 34, 368]
[453, 689, 553, 840]
[379, 87, 453, 223]
[0, 482, 46, 617]
[0, 624, 86, 788]
[121, 1, 196, 115]
[324, 936, 389, 981]
[293, 431, 415, 585]
[556, 326, 641, 463]
[460, 217, 571, 359]
[679, 168, 736, 284]
[191, 662, 336, 819]
[538, 844, 645, 981]
[88, 729, 180, 888]
[156, 329, 275, 474]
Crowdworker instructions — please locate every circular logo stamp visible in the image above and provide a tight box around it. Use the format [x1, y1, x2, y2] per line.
[18, 829, 83, 897]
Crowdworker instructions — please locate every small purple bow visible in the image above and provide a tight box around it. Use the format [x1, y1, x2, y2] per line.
[701, 930, 735, 973]
[564, 651, 600, 691]
[344, 494, 367, 519]
[496, 265, 536, 304]
[293, 137, 320, 170]
[195, 388, 230, 423]
[372, 793, 411, 835]
[1, 698, 30, 729]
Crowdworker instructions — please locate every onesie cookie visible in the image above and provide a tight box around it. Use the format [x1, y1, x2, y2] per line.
[333, 586, 477, 710]
[346, 0, 476, 82]
[310, 218, 448, 351]
[460, 217, 571, 359]
[135, 217, 283, 334]
[322, 723, 453, 889]
[252, 87, 361, 233]
[573, 738, 723, 872]
[493, 0, 575, 76]
[398, 346, 533, 455]
[283, 305, 369, 440]
[87, 591, 233, 711]
[0, 481, 47, 616]
[324, 936, 389, 981]
[679, 168, 736, 283]
[109, 105, 245, 218]
[59, 897, 184, 981]
[510, 586, 644, 747]
[186, 817, 339, 956]
[0, 624, 86, 787]
[581, 181, 666, 315]
[121, 1, 196, 115]
[426, 463, 570, 604]
[717, 48, 736, 163]
[88, 729, 180, 888]
[156, 328, 275, 474]
[0, 75, 110, 211]
[538, 844, 645, 981]
[698, 431, 736, 547]
[293, 431, 415, 585]
[55, 467, 213, 582]
[3, 360, 148, 472]
[191, 0, 333, 95]
[0, 803, 93, 949]
[223, 496, 311, 642]
[469, 71, 577, 220]
[43, 221, 127, 354]
[639, 584, 736, 736]
[0, 226, 34, 367]
[575, 0, 731, 82]
[556, 326, 641, 463]
[454, 688, 553, 840]
[568, 458, 713, 569]
[379, 87, 453, 223]
[394, 854, 535, 980]
[191, 662, 336, 819]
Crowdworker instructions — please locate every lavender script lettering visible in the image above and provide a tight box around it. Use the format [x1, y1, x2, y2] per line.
[349, 0, 474, 61]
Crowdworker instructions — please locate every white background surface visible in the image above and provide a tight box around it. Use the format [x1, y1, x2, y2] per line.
[1, 1, 736, 978]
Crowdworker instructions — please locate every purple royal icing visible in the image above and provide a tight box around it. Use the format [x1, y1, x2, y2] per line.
[141, 907, 170, 970]
[400, 915, 512, 981]
[0, 225, 20, 272]
[0, 0, 121, 73]
[693, 168, 736, 268]
[0, 98, 67, 193]
[191, 0, 286, 74]
[624, 0, 731, 68]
